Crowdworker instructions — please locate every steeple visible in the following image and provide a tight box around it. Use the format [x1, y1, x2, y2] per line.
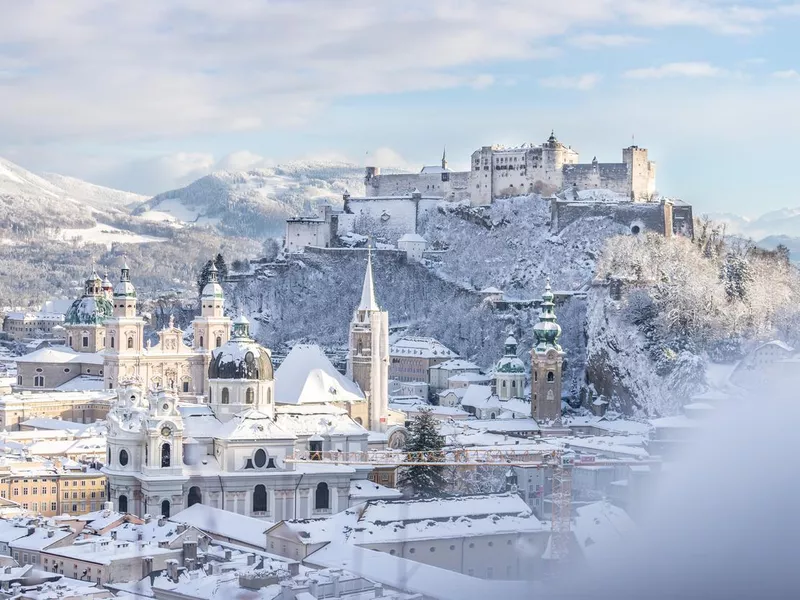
[441, 146, 447, 170]
[208, 261, 219, 283]
[358, 247, 378, 312]
[534, 278, 562, 350]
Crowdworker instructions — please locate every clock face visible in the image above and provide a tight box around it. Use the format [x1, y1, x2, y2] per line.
[161, 426, 171, 437]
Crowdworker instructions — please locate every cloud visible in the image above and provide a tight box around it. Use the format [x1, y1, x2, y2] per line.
[569, 33, 646, 48]
[0, 0, 796, 149]
[623, 61, 726, 79]
[101, 152, 216, 196]
[772, 69, 800, 80]
[539, 73, 602, 90]
[214, 151, 274, 172]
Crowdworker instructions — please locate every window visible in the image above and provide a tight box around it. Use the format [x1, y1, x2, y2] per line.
[254, 449, 267, 468]
[16, 375, 21, 386]
[199, 335, 204, 348]
[253, 484, 267, 513]
[32, 487, 37, 495]
[82, 336, 89, 348]
[547, 371, 555, 382]
[119, 449, 129, 466]
[221, 388, 229, 404]
[188, 486, 201, 507]
[118, 495, 128, 513]
[215, 336, 222, 348]
[22, 488, 28, 495]
[161, 443, 171, 468]
[34, 376, 45, 387]
[309, 440, 322, 460]
[450, 544, 455, 550]
[50, 502, 57, 511]
[409, 548, 416, 554]
[161, 499, 170, 518]
[63, 368, 70, 373]
[127, 336, 134, 349]
[534, 371, 538, 382]
[110, 337, 114, 349]
[430, 546, 436, 552]
[314, 482, 329, 510]
[182, 381, 189, 393]
[245, 388, 254, 404]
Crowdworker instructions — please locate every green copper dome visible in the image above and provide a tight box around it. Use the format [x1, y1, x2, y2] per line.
[65, 295, 113, 325]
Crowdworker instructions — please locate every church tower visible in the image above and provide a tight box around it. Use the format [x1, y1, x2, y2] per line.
[347, 250, 390, 432]
[104, 261, 147, 390]
[494, 333, 526, 400]
[531, 280, 565, 421]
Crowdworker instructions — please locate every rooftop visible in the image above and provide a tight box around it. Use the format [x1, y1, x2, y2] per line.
[389, 336, 456, 359]
[169, 503, 273, 549]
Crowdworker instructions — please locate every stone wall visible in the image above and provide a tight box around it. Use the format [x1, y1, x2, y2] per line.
[562, 163, 630, 195]
[343, 196, 440, 242]
[552, 199, 672, 236]
[365, 171, 470, 200]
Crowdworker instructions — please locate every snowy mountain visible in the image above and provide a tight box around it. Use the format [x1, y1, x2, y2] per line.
[709, 208, 800, 240]
[133, 161, 370, 238]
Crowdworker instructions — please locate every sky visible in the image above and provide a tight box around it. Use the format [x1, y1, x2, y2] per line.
[1, 0, 799, 215]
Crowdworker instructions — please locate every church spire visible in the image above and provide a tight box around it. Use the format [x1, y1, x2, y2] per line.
[441, 146, 447, 170]
[358, 246, 378, 311]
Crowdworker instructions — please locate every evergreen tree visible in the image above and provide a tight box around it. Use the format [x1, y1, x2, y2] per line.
[214, 253, 228, 281]
[196, 259, 214, 299]
[398, 408, 447, 498]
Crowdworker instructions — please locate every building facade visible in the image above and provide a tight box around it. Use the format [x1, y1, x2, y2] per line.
[389, 337, 457, 384]
[494, 335, 526, 400]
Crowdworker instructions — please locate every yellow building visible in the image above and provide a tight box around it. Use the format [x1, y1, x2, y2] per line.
[0, 462, 106, 517]
[0, 391, 113, 431]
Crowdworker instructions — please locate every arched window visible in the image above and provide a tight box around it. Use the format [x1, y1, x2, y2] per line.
[34, 376, 44, 387]
[82, 336, 89, 348]
[547, 371, 555, 382]
[315, 482, 329, 510]
[127, 336, 134, 349]
[253, 485, 267, 513]
[119, 449, 129, 466]
[266, 388, 271, 404]
[199, 335, 204, 348]
[511, 380, 516, 388]
[245, 388, 254, 404]
[254, 449, 267, 468]
[119, 495, 128, 513]
[221, 388, 229, 404]
[161, 443, 171, 468]
[354, 417, 363, 425]
[534, 371, 538, 382]
[110, 336, 115, 349]
[502, 380, 506, 388]
[107, 448, 111, 465]
[188, 486, 201, 507]
[357, 340, 363, 355]
[216, 336, 222, 348]
[144, 445, 148, 466]
[161, 499, 170, 518]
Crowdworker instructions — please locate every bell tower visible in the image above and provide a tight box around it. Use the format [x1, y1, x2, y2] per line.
[531, 280, 566, 421]
[346, 249, 390, 432]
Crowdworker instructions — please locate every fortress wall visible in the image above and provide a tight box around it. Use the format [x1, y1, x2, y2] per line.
[562, 163, 630, 195]
[344, 197, 441, 242]
[366, 172, 470, 200]
[554, 200, 669, 236]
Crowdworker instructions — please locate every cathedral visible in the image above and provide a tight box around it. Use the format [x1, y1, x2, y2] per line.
[102, 253, 400, 520]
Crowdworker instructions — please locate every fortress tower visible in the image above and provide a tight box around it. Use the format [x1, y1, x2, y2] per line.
[623, 145, 657, 200]
[346, 250, 390, 431]
[531, 280, 566, 422]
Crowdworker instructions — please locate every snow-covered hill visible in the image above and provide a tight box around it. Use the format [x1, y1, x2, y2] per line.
[133, 161, 370, 238]
[709, 208, 800, 240]
[40, 172, 146, 212]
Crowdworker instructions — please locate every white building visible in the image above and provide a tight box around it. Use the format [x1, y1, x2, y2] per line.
[428, 359, 481, 394]
[103, 316, 396, 522]
[397, 233, 427, 262]
[493, 335, 526, 400]
[285, 204, 340, 254]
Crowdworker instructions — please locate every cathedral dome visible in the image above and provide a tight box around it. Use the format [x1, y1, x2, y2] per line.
[65, 295, 113, 325]
[496, 355, 525, 373]
[209, 316, 274, 381]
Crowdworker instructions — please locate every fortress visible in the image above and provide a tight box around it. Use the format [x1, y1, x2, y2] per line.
[365, 132, 657, 206]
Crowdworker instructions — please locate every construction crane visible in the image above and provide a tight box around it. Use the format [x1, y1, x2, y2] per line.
[286, 448, 658, 560]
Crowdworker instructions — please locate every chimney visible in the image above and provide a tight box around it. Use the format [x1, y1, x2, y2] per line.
[110, 531, 117, 541]
[47, 530, 55, 538]
[331, 572, 341, 598]
[137, 530, 144, 542]
[183, 540, 197, 561]
[280, 580, 294, 600]
[246, 553, 255, 566]
[166, 559, 179, 583]
[176, 523, 186, 534]
[144, 514, 152, 524]
[184, 558, 196, 571]
[157, 516, 166, 527]
[141, 557, 154, 579]
[198, 535, 210, 552]
[103, 501, 113, 511]
[288, 562, 300, 576]
[374, 584, 384, 597]
[224, 549, 232, 561]
[27, 527, 36, 536]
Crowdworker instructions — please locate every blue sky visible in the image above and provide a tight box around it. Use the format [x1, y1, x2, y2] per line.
[1, 0, 799, 215]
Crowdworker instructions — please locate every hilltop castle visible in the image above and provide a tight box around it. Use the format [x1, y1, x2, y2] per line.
[365, 132, 657, 206]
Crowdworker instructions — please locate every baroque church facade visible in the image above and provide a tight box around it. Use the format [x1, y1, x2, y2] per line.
[103, 255, 398, 520]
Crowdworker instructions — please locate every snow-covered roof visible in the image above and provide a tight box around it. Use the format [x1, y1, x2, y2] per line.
[0, 521, 31, 544]
[349, 479, 403, 501]
[460, 385, 493, 408]
[448, 372, 491, 384]
[18, 418, 92, 432]
[215, 409, 295, 441]
[275, 404, 367, 437]
[306, 543, 528, 600]
[45, 537, 176, 564]
[437, 387, 466, 399]
[11, 528, 73, 551]
[431, 358, 480, 372]
[572, 501, 635, 562]
[397, 232, 427, 243]
[55, 375, 105, 392]
[390, 336, 456, 359]
[169, 503, 272, 549]
[419, 165, 452, 174]
[754, 340, 794, 353]
[15, 347, 103, 365]
[274, 344, 364, 405]
[360, 493, 530, 524]
[478, 286, 504, 294]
